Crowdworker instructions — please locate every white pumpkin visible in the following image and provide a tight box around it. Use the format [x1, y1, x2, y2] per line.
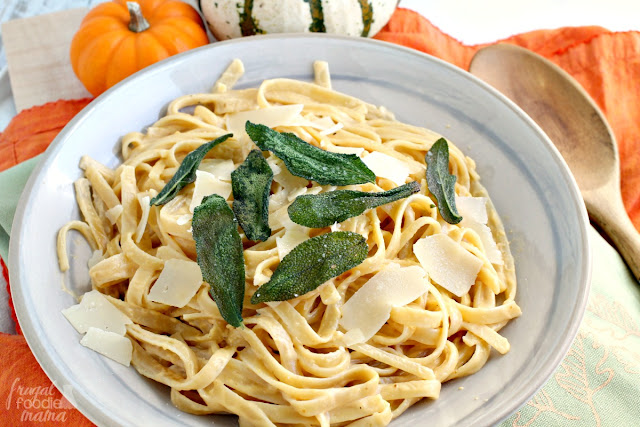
[199, 0, 398, 40]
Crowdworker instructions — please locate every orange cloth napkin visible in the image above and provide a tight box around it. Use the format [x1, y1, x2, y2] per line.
[1, 8, 639, 424]
[0, 331, 94, 425]
[0, 98, 92, 172]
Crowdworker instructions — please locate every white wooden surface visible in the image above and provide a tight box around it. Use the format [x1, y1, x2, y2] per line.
[3, 8, 91, 112]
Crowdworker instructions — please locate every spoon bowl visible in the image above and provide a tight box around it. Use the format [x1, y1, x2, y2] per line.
[470, 43, 640, 280]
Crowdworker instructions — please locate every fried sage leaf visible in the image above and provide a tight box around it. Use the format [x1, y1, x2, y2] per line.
[232, 150, 273, 241]
[150, 133, 232, 205]
[245, 121, 375, 186]
[192, 194, 245, 327]
[251, 231, 368, 304]
[425, 138, 462, 224]
[288, 181, 421, 228]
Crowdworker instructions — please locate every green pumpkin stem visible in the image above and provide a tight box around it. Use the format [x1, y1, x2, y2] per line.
[127, 2, 150, 33]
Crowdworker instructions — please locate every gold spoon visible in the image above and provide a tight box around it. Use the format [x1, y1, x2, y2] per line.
[469, 43, 640, 280]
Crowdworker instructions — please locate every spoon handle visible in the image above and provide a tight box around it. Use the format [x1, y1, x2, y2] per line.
[590, 200, 640, 282]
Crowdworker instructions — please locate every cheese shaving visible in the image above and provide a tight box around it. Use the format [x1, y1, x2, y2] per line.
[189, 170, 232, 213]
[362, 151, 410, 185]
[62, 290, 132, 335]
[319, 122, 344, 136]
[456, 196, 502, 264]
[339, 265, 428, 342]
[413, 234, 483, 297]
[80, 327, 133, 366]
[267, 156, 309, 193]
[463, 219, 503, 265]
[276, 224, 311, 260]
[147, 259, 204, 308]
[199, 158, 235, 181]
[456, 196, 488, 224]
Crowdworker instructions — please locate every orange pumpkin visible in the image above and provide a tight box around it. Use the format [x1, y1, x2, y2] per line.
[70, 0, 209, 96]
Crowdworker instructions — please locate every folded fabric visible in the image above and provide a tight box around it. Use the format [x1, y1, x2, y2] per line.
[0, 98, 92, 172]
[0, 156, 40, 262]
[0, 7, 639, 426]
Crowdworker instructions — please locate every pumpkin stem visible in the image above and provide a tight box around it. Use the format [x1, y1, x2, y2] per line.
[127, 2, 150, 33]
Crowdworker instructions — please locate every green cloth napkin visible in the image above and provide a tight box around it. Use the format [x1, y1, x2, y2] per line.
[0, 156, 638, 425]
[500, 228, 640, 426]
[0, 155, 40, 262]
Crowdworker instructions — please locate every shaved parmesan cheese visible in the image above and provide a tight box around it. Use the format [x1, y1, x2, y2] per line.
[319, 122, 344, 136]
[62, 290, 132, 335]
[276, 224, 310, 260]
[267, 157, 308, 192]
[199, 159, 235, 181]
[342, 329, 366, 346]
[362, 152, 410, 185]
[455, 196, 502, 264]
[134, 195, 150, 243]
[105, 204, 123, 225]
[413, 234, 483, 297]
[342, 301, 390, 344]
[340, 265, 428, 342]
[311, 116, 336, 130]
[462, 219, 503, 265]
[189, 170, 232, 212]
[80, 327, 133, 366]
[456, 196, 488, 224]
[227, 104, 304, 140]
[326, 145, 365, 156]
[147, 259, 203, 308]
[370, 266, 429, 307]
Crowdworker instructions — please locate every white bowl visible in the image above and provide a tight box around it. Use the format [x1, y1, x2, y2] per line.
[10, 34, 591, 427]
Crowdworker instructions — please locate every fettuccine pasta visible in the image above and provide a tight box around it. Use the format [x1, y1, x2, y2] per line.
[58, 59, 520, 426]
